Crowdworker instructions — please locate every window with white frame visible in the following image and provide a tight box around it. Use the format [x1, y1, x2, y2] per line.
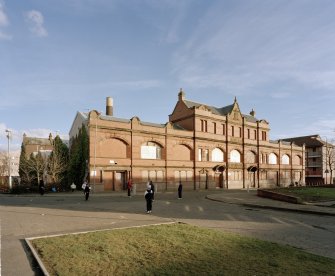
[230, 150, 241, 163]
[282, 154, 290, 165]
[269, 153, 277, 164]
[198, 148, 202, 161]
[212, 148, 224, 162]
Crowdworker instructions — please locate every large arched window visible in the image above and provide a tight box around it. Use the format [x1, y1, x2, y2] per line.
[141, 142, 162, 159]
[268, 153, 277, 165]
[282, 154, 290, 165]
[230, 150, 241, 163]
[212, 148, 224, 162]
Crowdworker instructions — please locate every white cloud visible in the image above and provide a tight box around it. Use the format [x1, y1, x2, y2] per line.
[25, 10, 48, 37]
[0, 2, 9, 27]
[0, 1, 11, 40]
[171, 1, 335, 96]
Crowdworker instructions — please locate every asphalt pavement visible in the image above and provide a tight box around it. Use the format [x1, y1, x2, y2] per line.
[1, 189, 334, 275]
[206, 189, 335, 216]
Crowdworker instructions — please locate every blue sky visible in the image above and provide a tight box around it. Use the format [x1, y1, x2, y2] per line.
[1, 0, 335, 151]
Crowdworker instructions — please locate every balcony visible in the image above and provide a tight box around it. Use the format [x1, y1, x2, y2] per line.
[306, 152, 322, 158]
[306, 162, 322, 167]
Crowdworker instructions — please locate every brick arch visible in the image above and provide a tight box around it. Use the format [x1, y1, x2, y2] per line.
[98, 137, 128, 158]
[269, 153, 278, 165]
[293, 155, 302, 165]
[171, 144, 192, 161]
[143, 140, 164, 149]
[230, 149, 241, 163]
[281, 154, 290, 165]
[245, 150, 257, 163]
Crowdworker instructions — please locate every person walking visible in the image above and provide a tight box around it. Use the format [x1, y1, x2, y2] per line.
[70, 182, 76, 192]
[127, 179, 133, 197]
[82, 181, 87, 194]
[39, 180, 45, 196]
[149, 180, 155, 201]
[144, 186, 153, 213]
[178, 182, 183, 199]
[84, 184, 91, 201]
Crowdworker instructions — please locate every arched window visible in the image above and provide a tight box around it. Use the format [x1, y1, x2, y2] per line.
[212, 148, 224, 162]
[230, 150, 241, 163]
[268, 153, 277, 165]
[141, 142, 162, 159]
[282, 154, 290, 165]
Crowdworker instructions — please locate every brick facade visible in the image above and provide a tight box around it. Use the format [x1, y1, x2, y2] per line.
[70, 91, 305, 192]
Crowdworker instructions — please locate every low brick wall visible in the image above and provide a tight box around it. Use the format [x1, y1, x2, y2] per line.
[257, 189, 302, 204]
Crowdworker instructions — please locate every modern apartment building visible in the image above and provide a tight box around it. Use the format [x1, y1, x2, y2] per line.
[282, 135, 334, 185]
[69, 90, 305, 192]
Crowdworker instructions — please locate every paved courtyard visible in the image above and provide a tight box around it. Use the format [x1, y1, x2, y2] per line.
[1, 190, 334, 275]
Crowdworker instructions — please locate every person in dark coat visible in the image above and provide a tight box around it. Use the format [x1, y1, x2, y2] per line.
[144, 186, 153, 213]
[149, 180, 155, 201]
[39, 180, 45, 195]
[84, 184, 91, 201]
[127, 179, 133, 197]
[178, 182, 183, 199]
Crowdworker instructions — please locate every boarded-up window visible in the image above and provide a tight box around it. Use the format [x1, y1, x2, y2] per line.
[245, 151, 256, 163]
[171, 144, 191, 160]
[141, 142, 162, 159]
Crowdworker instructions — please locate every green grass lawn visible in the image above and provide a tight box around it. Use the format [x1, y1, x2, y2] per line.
[31, 223, 335, 276]
[273, 187, 335, 202]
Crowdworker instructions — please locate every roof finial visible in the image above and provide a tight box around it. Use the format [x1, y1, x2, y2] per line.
[178, 88, 185, 101]
[250, 108, 255, 117]
[234, 96, 237, 103]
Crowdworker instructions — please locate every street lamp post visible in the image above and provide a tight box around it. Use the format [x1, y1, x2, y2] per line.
[5, 129, 12, 189]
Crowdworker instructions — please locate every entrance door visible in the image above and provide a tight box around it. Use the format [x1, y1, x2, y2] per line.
[215, 173, 224, 188]
[114, 172, 126, 191]
[104, 171, 126, 191]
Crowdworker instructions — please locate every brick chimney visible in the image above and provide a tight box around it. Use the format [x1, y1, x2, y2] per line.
[106, 97, 113, 116]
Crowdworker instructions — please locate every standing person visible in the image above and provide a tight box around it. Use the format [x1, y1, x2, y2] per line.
[82, 181, 87, 194]
[39, 180, 45, 195]
[70, 182, 76, 192]
[84, 184, 91, 201]
[144, 186, 153, 213]
[149, 180, 155, 201]
[127, 179, 133, 197]
[178, 182, 183, 199]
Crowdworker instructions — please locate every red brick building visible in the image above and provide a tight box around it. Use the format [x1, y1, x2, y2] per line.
[69, 90, 305, 192]
[282, 135, 334, 185]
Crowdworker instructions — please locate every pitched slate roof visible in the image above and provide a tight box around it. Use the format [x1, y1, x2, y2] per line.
[281, 135, 325, 147]
[184, 100, 257, 122]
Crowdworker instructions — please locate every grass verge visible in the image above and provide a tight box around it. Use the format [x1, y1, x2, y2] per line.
[31, 223, 335, 275]
[273, 187, 335, 202]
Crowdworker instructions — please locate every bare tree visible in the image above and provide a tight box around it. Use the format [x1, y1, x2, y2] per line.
[0, 151, 9, 177]
[28, 152, 47, 185]
[325, 141, 335, 184]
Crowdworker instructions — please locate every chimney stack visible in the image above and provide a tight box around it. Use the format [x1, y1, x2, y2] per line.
[106, 97, 113, 116]
[178, 88, 185, 101]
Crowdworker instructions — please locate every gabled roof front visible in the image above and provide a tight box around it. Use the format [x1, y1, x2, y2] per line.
[183, 99, 257, 123]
